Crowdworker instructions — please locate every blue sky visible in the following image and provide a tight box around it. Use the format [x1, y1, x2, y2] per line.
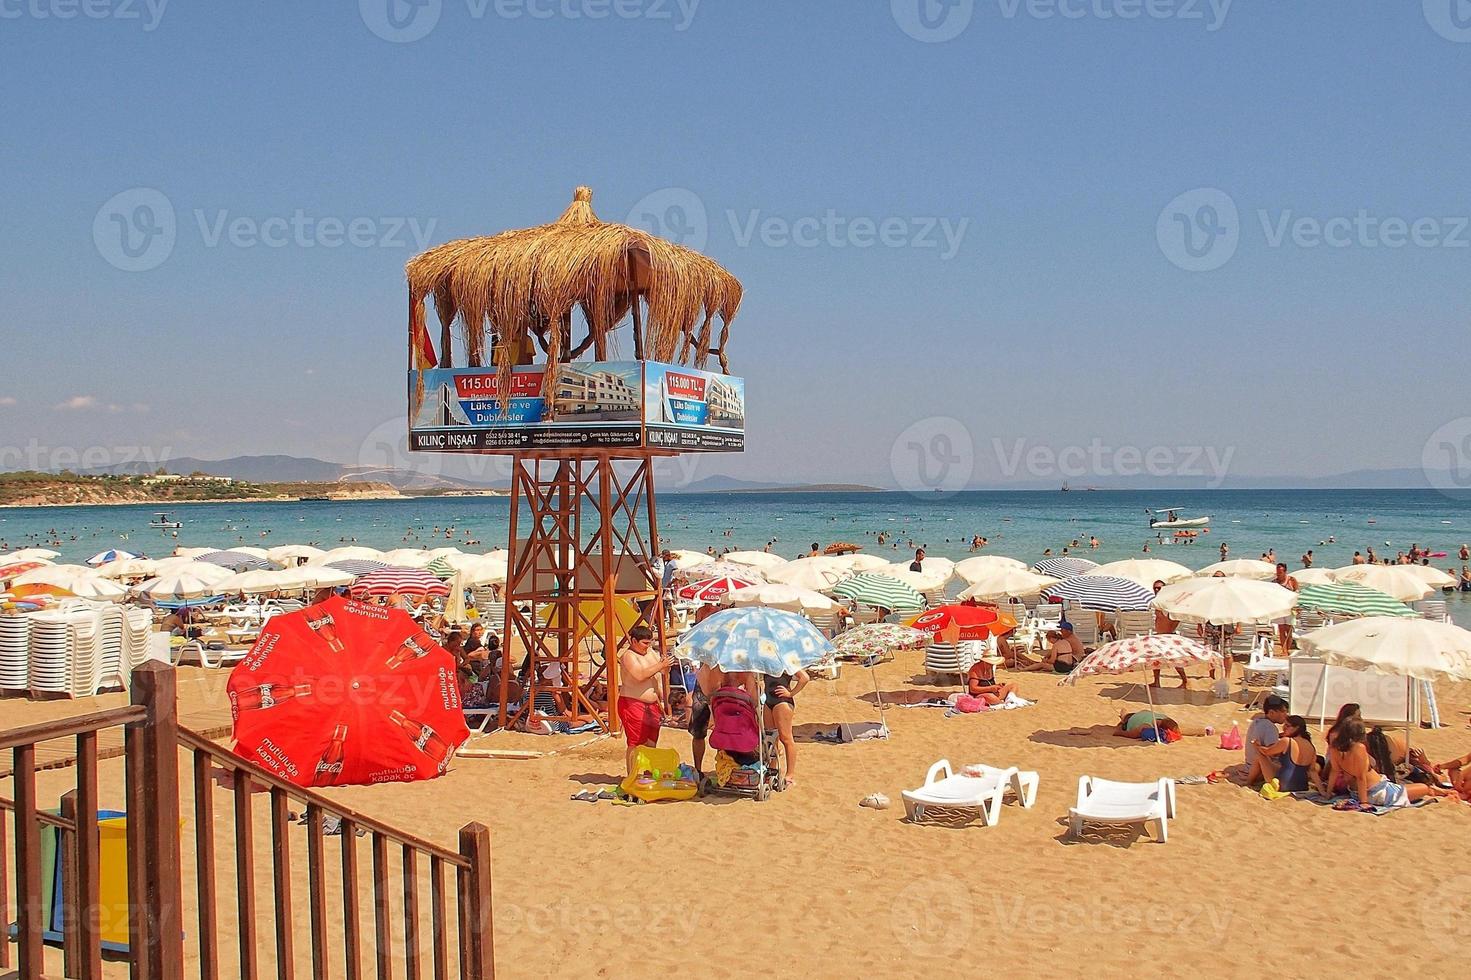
[3, 1, 1469, 488]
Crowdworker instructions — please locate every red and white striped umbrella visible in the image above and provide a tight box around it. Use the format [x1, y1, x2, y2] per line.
[1063, 634, 1215, 683]
[349, 567, 451, 599]
[677, 576, 757, 603]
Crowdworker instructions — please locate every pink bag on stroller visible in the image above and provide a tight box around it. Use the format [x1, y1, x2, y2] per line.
[708, 688, 759, 754]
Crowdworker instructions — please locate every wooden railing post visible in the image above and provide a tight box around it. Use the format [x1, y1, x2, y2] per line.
[129, 661, 184, 979]
[456, 823, 494, 980]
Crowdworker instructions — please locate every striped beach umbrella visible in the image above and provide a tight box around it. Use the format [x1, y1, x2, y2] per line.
[1032, 556, 1099, 579]
[349, 568, 451, 599]
[193, 550, 274, 571]
[326, 559, 390, 578]
[425, 556, 458, 579]
[677, 576, 758, 603]
[1041, 574, 1154, 612]
[830, 573, 925, 612]
[1296, 582, 1414, 618]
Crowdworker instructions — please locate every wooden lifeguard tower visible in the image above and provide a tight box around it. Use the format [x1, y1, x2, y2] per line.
[404, 187, 744, 732]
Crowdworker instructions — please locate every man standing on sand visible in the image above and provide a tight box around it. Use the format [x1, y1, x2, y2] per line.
[617, 625, 675, 776]
[1273, 563, 1299, 654]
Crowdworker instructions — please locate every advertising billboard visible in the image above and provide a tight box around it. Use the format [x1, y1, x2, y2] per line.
[408, 361, 744, 453]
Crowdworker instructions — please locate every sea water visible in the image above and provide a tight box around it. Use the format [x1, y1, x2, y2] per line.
[4, 489, 1468, 624]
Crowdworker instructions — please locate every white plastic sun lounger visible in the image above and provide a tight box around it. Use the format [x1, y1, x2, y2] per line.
[1068, 776, 1176, 843]
[902, 759, 1039, 826]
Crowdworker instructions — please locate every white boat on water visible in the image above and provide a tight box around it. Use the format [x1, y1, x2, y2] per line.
[148, 511, 182, 529]
[1147, 506, 1210, 529]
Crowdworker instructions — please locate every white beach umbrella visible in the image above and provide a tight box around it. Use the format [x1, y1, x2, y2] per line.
[1299, 617, 1471, 684]
[765, 558, 850, 592]
[721, 583, 842, 613]
[457, 556, 508, 586]
[12, 565, 99, 587]
[1088, 558, 1194, 586]
[93, 557, 163, 579]
[953, 555, 1029, 582]
[1, 548, 60, 562]
[266, 544, 325, 564]
[296, 566, 356, 589]
[956, 568, 1060, 602]
[880, 564, 952, 593]
[86, 549, 137, 567]
[309, 546, 387, 566]
[55, 576, 129, 600]
[1153, 577, 1297, 625]
[838, 553, 892, 572]
[720, 550, 789, 570]
[134, 565, 234, 600]
[216, 568, 311, 595]
[1194, 559, 1276, 581]
[1289, 567, 1338, 586]
[380, 549, 439, 568]
[666, 549, 708, 566]
[442, 572, 469, 623]
[1332, 565, 1434, 603]
[1401, 565, 1457, 589]
[171, 547, 215, 558]
[227, 546, 272, 559]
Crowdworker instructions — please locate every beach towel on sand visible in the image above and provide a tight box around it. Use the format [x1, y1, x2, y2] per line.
[1291, 791, 1432, 816]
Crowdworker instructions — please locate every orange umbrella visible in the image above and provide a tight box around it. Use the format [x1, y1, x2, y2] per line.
[904, 604, 1017, 641]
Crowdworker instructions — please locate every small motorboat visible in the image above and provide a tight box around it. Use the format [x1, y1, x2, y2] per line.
[148, 511, 182, 529]
[1147, 507, 1209, 529]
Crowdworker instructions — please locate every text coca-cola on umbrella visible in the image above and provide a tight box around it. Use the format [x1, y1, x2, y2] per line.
[227, 594, 470, 787]
[348, 567, 452, 599]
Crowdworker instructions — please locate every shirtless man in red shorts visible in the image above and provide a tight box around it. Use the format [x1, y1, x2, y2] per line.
[617, 625, 675, 775]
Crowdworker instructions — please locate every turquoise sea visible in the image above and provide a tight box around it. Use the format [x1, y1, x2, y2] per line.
[4, 489, 1469, 625]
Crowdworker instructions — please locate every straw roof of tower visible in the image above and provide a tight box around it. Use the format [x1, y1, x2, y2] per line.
[406, 186, 742, 390]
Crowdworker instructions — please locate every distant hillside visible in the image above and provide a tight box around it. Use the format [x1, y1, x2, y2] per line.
[91, 454, 487, 491]
[0, 471, 402, 507]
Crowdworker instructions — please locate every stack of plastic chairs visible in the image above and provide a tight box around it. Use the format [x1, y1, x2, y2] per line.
[0, 615, 31, 692]
[123, 607, 153, 667]
[27, 612, 75, 695]
[95, 604, 130, 691]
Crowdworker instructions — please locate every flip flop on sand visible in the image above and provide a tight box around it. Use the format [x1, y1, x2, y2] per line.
[570, 790, 599, 803]
[859, 793, 889, 810]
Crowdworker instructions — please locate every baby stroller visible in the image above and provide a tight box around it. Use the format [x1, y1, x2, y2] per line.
[706, 687, 785, 800]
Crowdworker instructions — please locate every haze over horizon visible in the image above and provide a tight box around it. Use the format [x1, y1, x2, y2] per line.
[5, 3, 1470, 492]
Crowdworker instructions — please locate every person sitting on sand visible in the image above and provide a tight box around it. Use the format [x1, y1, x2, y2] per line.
[1253, 713, 1319, 791]
[1019, 621, 1084, 673]
[1431, 749, 1471, 798]
[966, 655, 1017, 705]
[1243, 695, 1288, 786]
[1327, 718, 1457, 807]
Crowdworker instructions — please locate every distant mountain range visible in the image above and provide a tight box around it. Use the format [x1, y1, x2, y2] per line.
[73, 455, 1459, 493]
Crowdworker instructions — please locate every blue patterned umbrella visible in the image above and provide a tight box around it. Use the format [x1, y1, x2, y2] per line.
[1041, 574, 1154, 612]
[672, 607, 835, 675]
[193, 550, 275, 571]
[1032, 556, 1099, 578]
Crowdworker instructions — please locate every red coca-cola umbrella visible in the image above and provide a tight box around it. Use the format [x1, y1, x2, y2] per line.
[903, 604, 1018, 641]
[228, 594, 469, 787]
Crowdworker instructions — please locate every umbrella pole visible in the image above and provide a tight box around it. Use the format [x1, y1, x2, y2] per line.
[1146, 679, 1158, 748]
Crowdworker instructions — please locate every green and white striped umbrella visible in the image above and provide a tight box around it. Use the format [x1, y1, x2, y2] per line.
[426, 556, 459, 580]
[1296, 582, 1414, 618]
[829, 573, 925, 612]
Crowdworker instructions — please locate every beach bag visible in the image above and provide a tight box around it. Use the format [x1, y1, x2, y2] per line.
[1218, 723, 1242, 751]
[953, 694, 987, 713]
[709, 689, 759, 754]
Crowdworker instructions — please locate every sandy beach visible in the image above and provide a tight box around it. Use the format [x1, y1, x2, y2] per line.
[8, 659, 1470, 979]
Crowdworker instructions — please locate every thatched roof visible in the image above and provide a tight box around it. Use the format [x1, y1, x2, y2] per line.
[406, 187, 742, 392]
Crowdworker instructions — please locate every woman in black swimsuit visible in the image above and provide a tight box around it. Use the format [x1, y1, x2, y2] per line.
[763, 670, 809, 786]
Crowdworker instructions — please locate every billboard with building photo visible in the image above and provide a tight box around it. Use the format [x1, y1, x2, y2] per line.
[407, 361, 743, 452]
